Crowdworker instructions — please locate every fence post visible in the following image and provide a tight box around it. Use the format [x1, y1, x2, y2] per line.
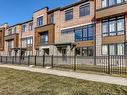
[108, 55, 111, 74]
[43, 55, 45, 67]
[1, 56, 2, 63]
[94, 56, 96, 65]
[51, 55, 54, 68]
[12, 56, 14, 64]
[28, 55, 30, 66]
[35, 55, 37, 66]
[6, 56, 7, 63]
[74, 55, 77, 71]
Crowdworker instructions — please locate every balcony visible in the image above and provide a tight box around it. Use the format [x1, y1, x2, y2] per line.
[35, 23, 55, 49]
[4, 33, 19, 48]
[96, 2, 127, 19]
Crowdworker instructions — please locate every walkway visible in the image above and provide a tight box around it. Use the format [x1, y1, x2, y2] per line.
[0, 64, 127, 86]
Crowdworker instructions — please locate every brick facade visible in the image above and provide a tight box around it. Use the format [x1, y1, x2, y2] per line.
[0, 0, 127, 56]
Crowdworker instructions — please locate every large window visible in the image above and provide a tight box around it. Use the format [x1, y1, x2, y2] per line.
[8, 41, 12, 49]
[40, 32, 48, 44]
[102, 16, 125, 36]
[22, 37, 33, 48]
[22, 24, 26, 32]
[37, 16, 43, 27]
[75, 25, 94, 41]
[79, 3, 90, 17]
[76, 47, 94, 56]
[65, 9, 73, 21]
[102, 0, 125, 8]
[102, 43, 124, 55]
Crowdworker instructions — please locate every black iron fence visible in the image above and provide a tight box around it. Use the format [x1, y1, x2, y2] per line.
[0, 55, 127, 75]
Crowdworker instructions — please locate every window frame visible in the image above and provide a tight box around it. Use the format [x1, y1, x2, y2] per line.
[37, 16, 43, 27]
[65, 9, 73, 21]
[102, 16, 125, 37]
[79, 3, 90, 17]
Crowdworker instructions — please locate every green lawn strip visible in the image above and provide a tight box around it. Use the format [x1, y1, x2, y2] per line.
[0, 67, 127, 95]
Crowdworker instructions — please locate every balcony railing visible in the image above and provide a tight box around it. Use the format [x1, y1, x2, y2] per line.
[96, 1, 127, 19]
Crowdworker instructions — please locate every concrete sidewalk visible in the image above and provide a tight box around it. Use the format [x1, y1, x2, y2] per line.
[0, 64, 127, 86]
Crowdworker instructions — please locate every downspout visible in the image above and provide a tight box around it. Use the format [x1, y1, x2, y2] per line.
[94, 0, 96, 65]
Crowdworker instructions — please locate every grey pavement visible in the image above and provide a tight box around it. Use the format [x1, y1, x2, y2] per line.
[0, 64, 127, 86]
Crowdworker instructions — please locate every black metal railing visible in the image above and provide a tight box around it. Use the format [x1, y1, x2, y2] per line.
[0, 55, 127, 75]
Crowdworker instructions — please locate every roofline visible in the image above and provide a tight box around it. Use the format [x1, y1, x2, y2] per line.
[60, 0, 89, 11]
[47, 7, 61, 14]
[33, 7, 49, 13]
[20, 19, 33, 25]
[47, 0, 89, 14]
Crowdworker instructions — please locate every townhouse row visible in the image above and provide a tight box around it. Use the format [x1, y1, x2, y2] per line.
[0, 0, 127, 57]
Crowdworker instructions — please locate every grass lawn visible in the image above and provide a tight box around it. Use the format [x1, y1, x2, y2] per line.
[0, 68, 127, 95]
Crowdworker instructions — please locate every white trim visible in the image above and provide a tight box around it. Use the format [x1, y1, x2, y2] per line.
[61, 23, 92, 30]
[22, 35, 33, 38]
[36, 15, 43, 19]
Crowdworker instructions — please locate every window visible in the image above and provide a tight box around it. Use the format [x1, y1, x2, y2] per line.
[8, 41, 12, 49]
[102, 43, 124, 55]
[102, 0, 108, 8]
[102, 45, 108, 55]
[40, 32, 48, 44]
[50, 14, 54, 23]
[102, 21, 108, 36]
[27, 37, 33, 46]
[102, 16, 125, 36]
[75, 28, 83, 41]
[117, 17, 124, 35]
[102, 0, 124, 8]
[8, 28, 12, 35]
[109, 0, 116, 6]
[22, 37, 33, 48]
[22, 24, 26, 32]
[37, 16, 43, 27]
[109, 44, 116, 55]
[65, 9, 73, 21]
[117, 44, 124, 55]
[80, 3, 90, 17]
[75, 25, 94, 41]
[29, 22, 33, 31]
[76, 47, 94, 56]
[13, 27, 17, 34]
[87, 26, 94, 40]
[109, 19, 116, 36]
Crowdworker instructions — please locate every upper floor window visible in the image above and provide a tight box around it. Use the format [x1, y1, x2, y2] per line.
[65, 9, 73, 21]
[75, 25, 94, 42]
[29, 22, 33, 31]
[79, 3, 90, 17]
[50, 14, 54, 23]
[13, 27, 17, 34]
[102, 16, 125, 37]
[22, 24, 26, 32]
[8, 28, 12, 35]
[102, 0, 124, 8]
[37, 16, 43, 27]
